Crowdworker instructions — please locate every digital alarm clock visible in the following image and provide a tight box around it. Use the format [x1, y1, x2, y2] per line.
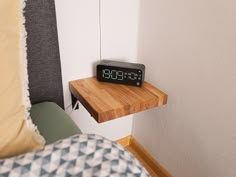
[96, 60, 145, 87]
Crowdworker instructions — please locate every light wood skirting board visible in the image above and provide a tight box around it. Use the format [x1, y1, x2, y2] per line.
[116, 136, 172, 177]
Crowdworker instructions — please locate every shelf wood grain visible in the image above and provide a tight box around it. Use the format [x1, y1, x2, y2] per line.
[69, 77, 167, 123]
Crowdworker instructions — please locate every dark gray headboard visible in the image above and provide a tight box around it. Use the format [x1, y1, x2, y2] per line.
[24, 0, 64, 108]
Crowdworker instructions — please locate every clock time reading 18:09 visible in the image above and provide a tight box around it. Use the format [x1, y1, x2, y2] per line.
[102, 69, 138, 81]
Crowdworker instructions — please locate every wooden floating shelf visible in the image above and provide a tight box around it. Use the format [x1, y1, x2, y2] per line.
[69, 77, 168, 123]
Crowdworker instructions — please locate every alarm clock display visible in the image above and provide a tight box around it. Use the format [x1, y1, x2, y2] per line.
[96, 60, 145, 87]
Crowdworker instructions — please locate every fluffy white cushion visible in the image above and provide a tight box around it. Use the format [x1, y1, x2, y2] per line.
[0, 0, 45, 158]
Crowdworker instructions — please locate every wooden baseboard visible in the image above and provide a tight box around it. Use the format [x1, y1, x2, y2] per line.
[116, 135, 132, 147]
[116, 136, 172, 177]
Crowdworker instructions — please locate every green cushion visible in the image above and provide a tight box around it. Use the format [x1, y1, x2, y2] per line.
[30, 102, 82, 145]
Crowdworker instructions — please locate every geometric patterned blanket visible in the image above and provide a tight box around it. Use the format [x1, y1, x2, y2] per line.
[0, 134, 150, 177]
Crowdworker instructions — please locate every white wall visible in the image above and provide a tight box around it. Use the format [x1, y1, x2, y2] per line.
[100, 0, 139, 62]
[55, 0, 139, 140]
[133, 0, 236, 177]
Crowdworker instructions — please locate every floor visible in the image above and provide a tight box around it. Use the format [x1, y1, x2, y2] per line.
[116, 136, 171, 177]
[126, 144, 160, 177]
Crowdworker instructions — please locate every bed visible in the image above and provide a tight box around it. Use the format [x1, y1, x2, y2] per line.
[23, 0, 82, 144]
[0, 0, 150, 176]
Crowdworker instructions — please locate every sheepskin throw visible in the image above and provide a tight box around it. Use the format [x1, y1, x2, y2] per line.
[0, 0, 45, 158]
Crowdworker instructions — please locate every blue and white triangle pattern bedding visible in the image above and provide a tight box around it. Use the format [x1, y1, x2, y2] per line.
[0, 134, 150, 177]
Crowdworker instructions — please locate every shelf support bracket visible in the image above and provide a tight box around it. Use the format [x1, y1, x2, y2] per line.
[71, 93, 79, 110]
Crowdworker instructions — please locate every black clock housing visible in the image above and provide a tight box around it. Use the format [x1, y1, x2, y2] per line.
[96, 60, 145, 87]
